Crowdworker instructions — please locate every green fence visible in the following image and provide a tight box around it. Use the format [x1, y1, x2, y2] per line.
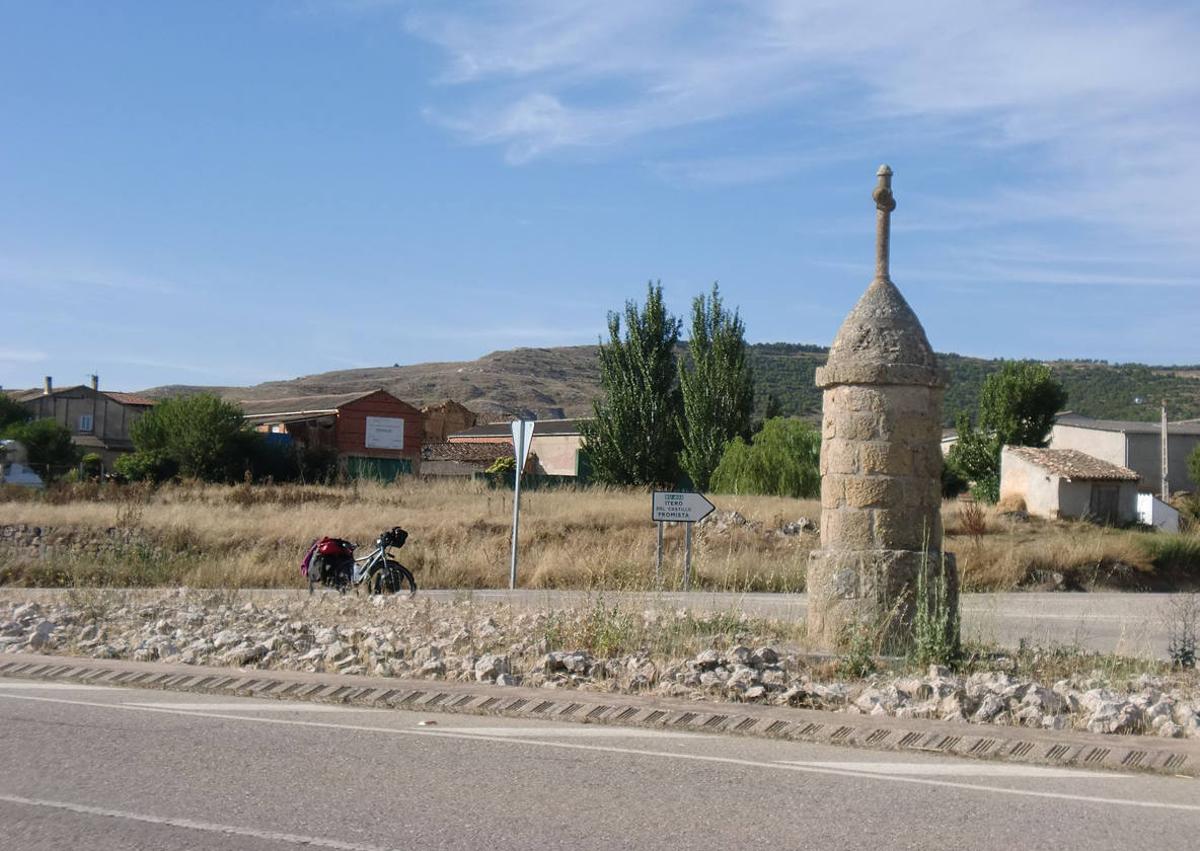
[344, 456, 412, 482]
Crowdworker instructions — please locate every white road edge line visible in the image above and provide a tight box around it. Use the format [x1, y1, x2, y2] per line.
[1, 692, 1197, 815]
[0, 792, 395, 851]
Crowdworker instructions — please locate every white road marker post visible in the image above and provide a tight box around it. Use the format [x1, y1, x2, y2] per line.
[651, 491, 715, 591]
[509, 419, 536, 590]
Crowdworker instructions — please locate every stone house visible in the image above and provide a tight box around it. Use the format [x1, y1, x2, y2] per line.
[421, 400, 477, 443]
[999, 446, 1140, 523]
[11, 376, 155, 470]
[1049, 413, 1200, 495]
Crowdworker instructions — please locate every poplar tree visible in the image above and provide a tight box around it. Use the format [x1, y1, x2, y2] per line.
[582, 282, 682, 486]
[678, 284, 754, 491]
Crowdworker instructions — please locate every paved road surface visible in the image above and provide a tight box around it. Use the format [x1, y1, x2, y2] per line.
[1, 680, 1196, 850]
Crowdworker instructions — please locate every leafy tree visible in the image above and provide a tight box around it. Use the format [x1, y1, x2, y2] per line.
[678, 284, 754, 491]
[114, 449, 178, 483]
[581, 282, 682, 486]
[762, 393, 783, 423]
[948, 361, 1068, 502]
[0, 395, 30, 430]
[1188, 444, 1200, 492]
[709, 417, 820, 498]
[1, 418, 78, 475]
[129, 394, 252, 481]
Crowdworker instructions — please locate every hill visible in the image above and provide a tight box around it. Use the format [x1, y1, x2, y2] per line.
[142, 345, 1200, 426]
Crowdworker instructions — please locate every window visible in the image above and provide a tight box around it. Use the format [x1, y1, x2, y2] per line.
[78, 414, 93, 433]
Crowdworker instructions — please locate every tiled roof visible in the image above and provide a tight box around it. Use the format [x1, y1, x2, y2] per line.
[1004, 446, 1140, 482]
[1055, 413, 1200, 436]
[239, 390, 386, 418]
[450, 418, 590, 438]
[6, 386, 155, 407]
[104, 392, 156, 407]
[421, 442, 511, 463]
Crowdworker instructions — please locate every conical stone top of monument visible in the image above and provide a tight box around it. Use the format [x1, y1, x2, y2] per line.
[816, 165, 946, 390]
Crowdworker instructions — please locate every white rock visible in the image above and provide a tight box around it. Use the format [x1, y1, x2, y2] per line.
[474, 654, 510, 682]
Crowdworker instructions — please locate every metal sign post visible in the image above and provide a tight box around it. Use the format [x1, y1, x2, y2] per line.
[655, 521, 664, 587]
[509, 420, 536, 590]
[683, 522, 693, 591]
[651, 491, 715, 591]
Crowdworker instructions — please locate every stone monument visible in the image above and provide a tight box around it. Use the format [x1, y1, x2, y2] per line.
[807, 165, 957, 650]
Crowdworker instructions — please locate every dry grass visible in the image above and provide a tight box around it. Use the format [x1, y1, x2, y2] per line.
[945, 501, 1200, 591]
[0, 479, 818, 591]
[2, 481, 1198, 592]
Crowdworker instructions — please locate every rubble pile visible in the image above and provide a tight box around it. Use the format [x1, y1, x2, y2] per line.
[2, 593, 1196, 738]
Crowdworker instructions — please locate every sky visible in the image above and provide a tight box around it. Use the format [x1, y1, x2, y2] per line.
[2, 0, 1198, 393]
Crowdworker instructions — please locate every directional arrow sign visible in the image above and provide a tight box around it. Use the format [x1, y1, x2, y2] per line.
[652, 491, 716, 523]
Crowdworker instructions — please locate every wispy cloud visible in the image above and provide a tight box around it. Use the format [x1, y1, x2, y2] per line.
[0, 255, 181, 296]
[0, 347, 47, 364]
[385, 0, 1200, 253]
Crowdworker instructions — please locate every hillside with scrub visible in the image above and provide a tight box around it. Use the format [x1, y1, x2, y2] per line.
[143, 344, 1200, 426]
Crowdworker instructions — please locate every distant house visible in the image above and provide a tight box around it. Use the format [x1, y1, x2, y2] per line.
[11, 375, 155, 470]
[240, 389, 423, 479]
[447, 418, 590, 477]
[999, 446, 1140, 523]
[1049, 413, 1200, 494]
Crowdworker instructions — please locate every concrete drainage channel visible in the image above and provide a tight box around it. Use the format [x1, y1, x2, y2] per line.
[3, 653, 1197, 779]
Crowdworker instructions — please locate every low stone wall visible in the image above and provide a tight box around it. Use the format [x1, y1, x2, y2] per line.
[0, 524, 147, 561]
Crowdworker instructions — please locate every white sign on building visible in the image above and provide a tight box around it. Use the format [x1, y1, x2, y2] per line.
[364, 416, 405, 450]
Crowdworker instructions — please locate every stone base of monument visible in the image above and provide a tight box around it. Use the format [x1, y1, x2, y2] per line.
[806, 548, 959, 652]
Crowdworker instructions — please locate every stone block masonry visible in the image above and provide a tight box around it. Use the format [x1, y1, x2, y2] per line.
[807, 166, 957, 651]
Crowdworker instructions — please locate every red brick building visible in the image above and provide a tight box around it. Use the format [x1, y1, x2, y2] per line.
[241, 389, 423, 479]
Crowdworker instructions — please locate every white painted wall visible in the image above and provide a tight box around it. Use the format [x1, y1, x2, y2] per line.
[1137, 493, 1181, 533]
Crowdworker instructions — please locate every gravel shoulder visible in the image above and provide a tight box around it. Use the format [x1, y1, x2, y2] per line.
[2, 589, 1198, 745]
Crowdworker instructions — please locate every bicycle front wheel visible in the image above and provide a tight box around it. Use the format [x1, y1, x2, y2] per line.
[378, 559, 416, 597]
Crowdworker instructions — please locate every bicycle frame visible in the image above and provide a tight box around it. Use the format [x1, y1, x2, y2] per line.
[351, 544, 391, 586]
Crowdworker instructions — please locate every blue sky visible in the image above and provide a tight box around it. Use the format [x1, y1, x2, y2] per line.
[2, 1, 1198, 392]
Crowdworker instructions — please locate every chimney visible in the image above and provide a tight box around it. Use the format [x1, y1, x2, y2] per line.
[90, 374, 99, 391]
[43, 376, 52, 395]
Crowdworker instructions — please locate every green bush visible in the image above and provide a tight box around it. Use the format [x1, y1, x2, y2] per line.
[0, 395, 30, 430]
[486, 455, 516, 475]
[709, 417, 820, 498]
[130, 394, 250, 482]
[114, 450, 179, 483]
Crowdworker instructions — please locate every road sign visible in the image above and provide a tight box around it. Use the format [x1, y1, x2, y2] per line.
[511, 419, 535, 471]
[651, 492, 716, 592]
[509, 420, 536, 590]
[652, 491, 716, 523]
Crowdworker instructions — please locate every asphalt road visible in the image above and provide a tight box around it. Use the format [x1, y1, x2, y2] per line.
[1, 680, 1197, 850]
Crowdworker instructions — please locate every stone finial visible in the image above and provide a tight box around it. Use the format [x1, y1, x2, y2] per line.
[873, 165, 895, 281]
[815, 167, 945, 390]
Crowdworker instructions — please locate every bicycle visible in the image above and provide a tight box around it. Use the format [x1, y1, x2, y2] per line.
[307, 526, 416, 597]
